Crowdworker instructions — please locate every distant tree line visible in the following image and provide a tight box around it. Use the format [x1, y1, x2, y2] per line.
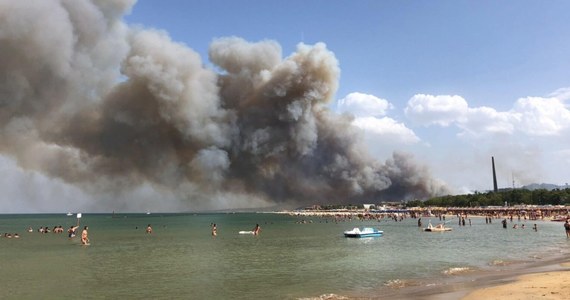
[406, 188, 570, 208]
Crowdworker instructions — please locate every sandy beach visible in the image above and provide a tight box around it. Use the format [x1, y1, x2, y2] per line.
[461, 262, 570, 300]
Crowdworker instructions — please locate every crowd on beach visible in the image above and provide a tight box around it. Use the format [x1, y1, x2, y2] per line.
[287, 205, 570, 237]
[289, 205, 569, 220]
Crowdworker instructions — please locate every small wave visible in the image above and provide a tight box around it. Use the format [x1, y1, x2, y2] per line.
[383, 279, 419, 289]
[442, 267, 472, 275]
[490, 259, 506, 266]
[297, 294, 350, 300]
[489, 259, 521, 266]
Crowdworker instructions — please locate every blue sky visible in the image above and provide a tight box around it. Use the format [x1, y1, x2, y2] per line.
[124, 0, 570, 192]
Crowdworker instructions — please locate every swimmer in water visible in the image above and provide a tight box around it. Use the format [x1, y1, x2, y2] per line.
[81, 226, 89, 245]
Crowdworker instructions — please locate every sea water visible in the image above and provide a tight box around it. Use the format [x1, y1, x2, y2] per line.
[0, 213, 568, 299]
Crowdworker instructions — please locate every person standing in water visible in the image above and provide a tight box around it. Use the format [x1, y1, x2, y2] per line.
[81, 226, 89, 245]
[253, 224, 261, 235]
[68, 225, 79, 238]
[146, 224, 153, 234]
[211, 223, 217, 237]
[564, 220, 570, 238]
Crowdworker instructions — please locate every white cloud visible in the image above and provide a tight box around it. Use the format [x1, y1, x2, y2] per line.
[511, 96, 570, 136]
[404, 94, 468, 126]
[459, 106, 515, 136]
[549, 87, 570, 101]
[404, 92, 570, 137]
[352, 116, 420, 144]
[337, 92, 393, 117]
[336, 92, 419, 146]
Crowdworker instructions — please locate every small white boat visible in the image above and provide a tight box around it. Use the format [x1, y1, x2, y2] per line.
[343, 227, 383, 238]
[424, 222, 452, 232]
[66, 212, 73, 216]
[238, 231, 255, 235]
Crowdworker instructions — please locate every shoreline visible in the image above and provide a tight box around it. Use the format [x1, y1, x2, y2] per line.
[351, 253, 570, 300]
[431, 258, 570, 300]
[300, 246, 570, 300]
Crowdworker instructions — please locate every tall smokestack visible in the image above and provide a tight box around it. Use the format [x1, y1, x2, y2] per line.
[492, 156, 498, 192]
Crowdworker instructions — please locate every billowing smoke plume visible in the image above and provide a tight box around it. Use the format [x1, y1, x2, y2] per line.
[0, 0, 448, 211]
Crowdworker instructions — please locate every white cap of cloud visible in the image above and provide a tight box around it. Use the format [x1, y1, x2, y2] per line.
[549, 87, 570, 101]
[337, 92, 393, 117]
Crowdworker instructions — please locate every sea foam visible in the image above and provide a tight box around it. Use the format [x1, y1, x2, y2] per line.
[442, 267, 472, 275]
[384, 279, 419, 289]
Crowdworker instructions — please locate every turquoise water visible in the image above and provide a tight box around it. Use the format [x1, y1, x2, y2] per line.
[0, 213, 569, 299]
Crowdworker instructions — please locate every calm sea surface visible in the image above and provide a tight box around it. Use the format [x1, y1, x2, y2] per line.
[0, 213, 569, 299]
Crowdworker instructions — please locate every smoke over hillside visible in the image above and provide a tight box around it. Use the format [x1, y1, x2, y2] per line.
[0, 0, 448, 211]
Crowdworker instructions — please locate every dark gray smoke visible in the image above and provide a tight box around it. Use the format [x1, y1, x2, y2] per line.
[0, 0, 448, 211]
